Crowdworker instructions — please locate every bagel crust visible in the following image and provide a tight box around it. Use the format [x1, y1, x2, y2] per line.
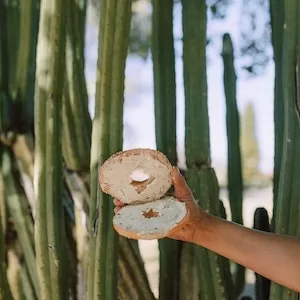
[112, 196, 188, 240]
[99, 148, 173, 204]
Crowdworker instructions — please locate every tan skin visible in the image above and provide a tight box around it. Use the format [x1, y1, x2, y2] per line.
[114, 167, 300, 293]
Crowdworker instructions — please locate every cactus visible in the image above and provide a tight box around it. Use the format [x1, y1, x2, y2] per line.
[62, 0, 91, 171]
[151, 0, 182, 299]
[118, 238, 155, 300]
[221, 33, 245, 296]
[0, 171, 13, 300]
[0, 0, 13, 133]
[182, 1, 213, 297]
[218, 199, 236, 296]
[270, 0, 300, 299]
[253, 208, 271, 300]
[269, 0, 284, 232]
[87, 1, 132, 299]
[34, 0, 68, 299]
[15, 0, 39, 129]
[0, 0, 39, 133]
[1, 148, 39, 299]
[7, 249, 26, 300]
[182, 1, 235, 299]
[4, 0, 20, 102]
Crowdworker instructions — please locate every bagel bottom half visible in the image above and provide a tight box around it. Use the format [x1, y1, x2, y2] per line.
[113, 196, 188, 240]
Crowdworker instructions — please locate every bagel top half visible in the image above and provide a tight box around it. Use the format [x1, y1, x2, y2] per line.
[99, 148, 173, 204]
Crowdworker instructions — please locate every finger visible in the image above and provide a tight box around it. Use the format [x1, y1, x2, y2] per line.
[171, 167, 193, 202]
[113, 198, 124, 207]
[114, 206, 122, 214]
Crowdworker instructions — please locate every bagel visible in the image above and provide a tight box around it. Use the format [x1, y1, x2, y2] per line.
[98, 148, 188, 240]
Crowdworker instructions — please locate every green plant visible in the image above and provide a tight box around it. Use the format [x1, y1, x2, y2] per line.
[0, 169, 13, 300]
[182, 1, 234, 299]
[270, 0, 300, 299]
[62, 0, 91, 171]
[152, 1, 182, 299]
[221, 33, 245, 296]
[34, 0, 67, 298]
[87, 0, 133, 299]
[269, 0, 284, 232]
[253, 208, 271, 300]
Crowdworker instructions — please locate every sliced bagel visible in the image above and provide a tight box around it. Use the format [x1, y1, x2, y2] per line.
[99, 148, 173, 204]
[113, 196, 188, 240]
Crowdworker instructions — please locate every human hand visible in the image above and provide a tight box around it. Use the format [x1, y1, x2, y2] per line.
[113, 167, 207, 243]
[165, 167, 207, 243]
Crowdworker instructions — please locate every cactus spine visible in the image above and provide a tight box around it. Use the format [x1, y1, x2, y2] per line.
[34, 0, 67, 299]
[221, 33, 245, 296]
[88, 1, 132, 299]
[152, 0, 181, 299]
[271, 0, 300, 299]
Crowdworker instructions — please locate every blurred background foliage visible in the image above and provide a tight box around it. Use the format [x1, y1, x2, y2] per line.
[90, 0, 271, 76]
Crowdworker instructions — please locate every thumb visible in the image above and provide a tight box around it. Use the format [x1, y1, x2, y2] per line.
[171, 167, 193, 202]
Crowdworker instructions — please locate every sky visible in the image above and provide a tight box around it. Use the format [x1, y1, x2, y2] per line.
[85, 1, 275, 176]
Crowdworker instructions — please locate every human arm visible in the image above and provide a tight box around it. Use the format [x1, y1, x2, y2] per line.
[193, 212, 300, 292]
[114, 167, 300, 292]
[168, 168, 300, 293]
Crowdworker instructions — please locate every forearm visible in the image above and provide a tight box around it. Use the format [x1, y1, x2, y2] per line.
[193, 214, 300, 292]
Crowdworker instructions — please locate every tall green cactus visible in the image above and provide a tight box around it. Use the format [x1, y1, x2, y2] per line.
[118, 238, 155, 300]
[182, 1, 234, 299]
[62, 0, 91, 171]
[15, 0, 39, 129]
[88, 1, 132, 299]
[271, 0, 300, 299]
[1, 148, 39, 299]
[182, 1, 213, 298]
[0, 167, 13, 300]
[152, 0, 177, 164]
[151, 1, 181, 299]
[34, 0, 68, 299]
[221, 33, 245, 296]
[0, 0, 13, 133]
[4, 0, 20, 103]
[269, 0, 284, 232]
[0, 0, 39, 133]
[253, 208, 271, 300]
[222, 33, 244, 225]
